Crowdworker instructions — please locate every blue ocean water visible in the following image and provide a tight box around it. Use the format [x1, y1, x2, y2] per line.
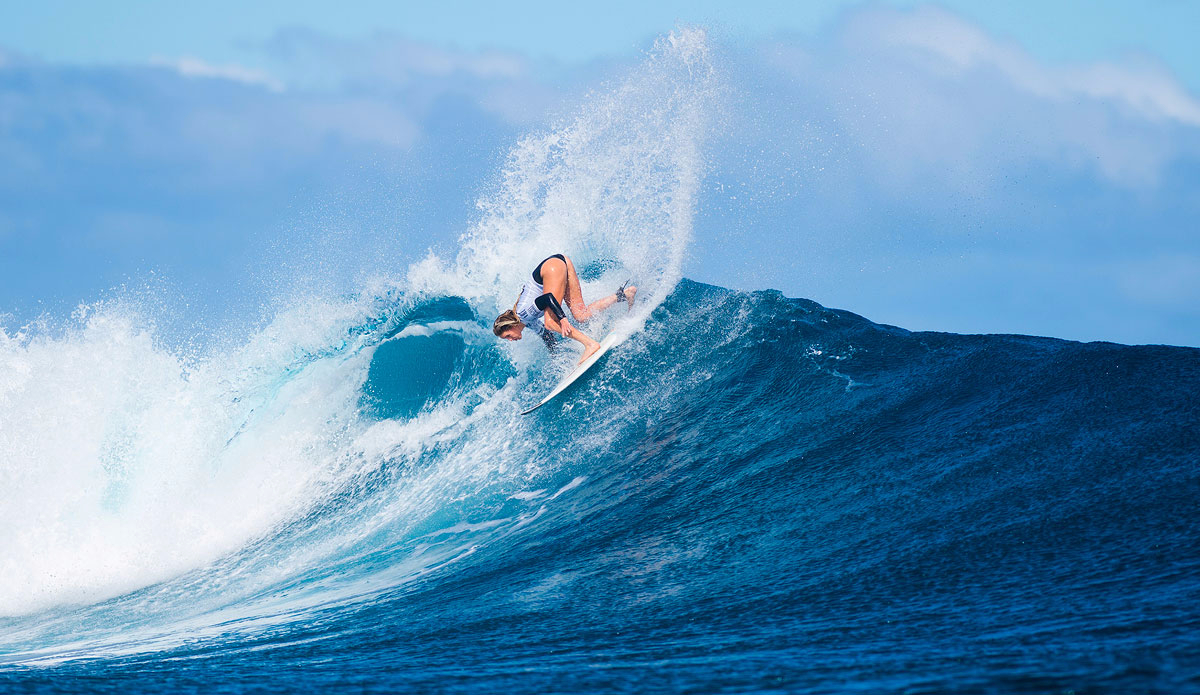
[2, 28, 1199, 694]
[2, 279, 1198, 693]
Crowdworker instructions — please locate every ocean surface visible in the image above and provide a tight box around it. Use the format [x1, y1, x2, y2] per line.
[3, 29, 1199, 694]
[3, 277, 1198, 693]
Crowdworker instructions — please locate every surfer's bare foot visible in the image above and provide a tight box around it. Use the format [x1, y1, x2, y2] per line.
[623, 285, 637, 309]
[579, 341, 601, 364]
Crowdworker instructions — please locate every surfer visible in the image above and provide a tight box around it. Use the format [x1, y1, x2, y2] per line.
[492, 254, 636, 362]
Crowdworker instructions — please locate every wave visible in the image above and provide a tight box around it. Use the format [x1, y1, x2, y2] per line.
[0, 26, 719, 641]
[3, 278, 1198, 666]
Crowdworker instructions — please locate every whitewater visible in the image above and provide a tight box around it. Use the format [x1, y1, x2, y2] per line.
[2, 30, 1199, 694]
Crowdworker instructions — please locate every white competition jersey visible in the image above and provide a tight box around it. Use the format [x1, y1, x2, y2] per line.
[514, 280, 546, 334]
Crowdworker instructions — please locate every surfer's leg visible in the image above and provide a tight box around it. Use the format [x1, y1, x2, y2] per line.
[562, 257, 594, 320]
[539, 259, 600, 361]
[537, 257, 569, 309]
[562, 257, 637, 318]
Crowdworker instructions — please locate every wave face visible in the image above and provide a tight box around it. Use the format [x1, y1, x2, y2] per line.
[3, 29, 1200, 695]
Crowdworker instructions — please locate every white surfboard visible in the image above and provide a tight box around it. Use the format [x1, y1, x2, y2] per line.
[522, 333, 626, 415]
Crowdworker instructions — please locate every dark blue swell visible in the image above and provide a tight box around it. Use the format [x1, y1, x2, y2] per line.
[4, 279, 1198, 694]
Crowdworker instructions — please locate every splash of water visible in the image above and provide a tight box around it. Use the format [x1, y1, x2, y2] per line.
[0, 28, 717, 622]
[409, 27, 718, 326]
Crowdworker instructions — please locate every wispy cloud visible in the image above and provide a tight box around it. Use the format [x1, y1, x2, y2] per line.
[150, 56, 286, 93]
[753, 6, 1200, 189]
[260, 28, 528, 85]
[858, 7, 1200, 127]
[252, 28, 557, 125]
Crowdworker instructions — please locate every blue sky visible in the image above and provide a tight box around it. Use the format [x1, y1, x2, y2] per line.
[2, 1, 1199, 345]
[5, 1, 1199, 88]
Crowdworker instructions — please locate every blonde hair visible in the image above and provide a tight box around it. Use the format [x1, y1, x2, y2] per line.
[493, 309, 522, 336]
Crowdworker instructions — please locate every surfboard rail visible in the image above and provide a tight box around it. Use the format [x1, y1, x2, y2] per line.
[521, 333, 625, 415]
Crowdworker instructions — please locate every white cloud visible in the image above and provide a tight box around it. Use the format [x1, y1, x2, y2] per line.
[151, 56, 286, 93]
[260, 29, 529, 88]
[250, 29, 555, 126]
[752, 6, 1200, 189]
[707, 7, 1200, 344]
[1071, 62, 1200, 126]
[856, 6, 1200, 127]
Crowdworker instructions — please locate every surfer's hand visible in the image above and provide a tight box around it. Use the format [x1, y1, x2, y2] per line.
[559, 319, 573, 337]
